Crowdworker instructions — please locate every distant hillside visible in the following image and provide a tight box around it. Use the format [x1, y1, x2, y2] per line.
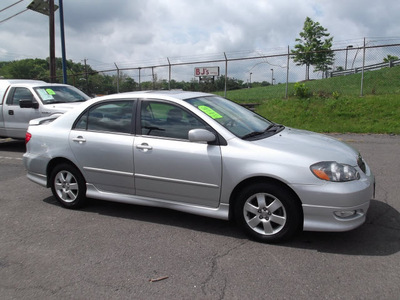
[216, 67, 400, 134]
[218, 65, 400, 102]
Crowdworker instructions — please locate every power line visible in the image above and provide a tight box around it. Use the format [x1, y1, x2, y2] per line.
[0, 8, 28, 24]
[0, 0, 29, 24]
[0, 0, 24, 13]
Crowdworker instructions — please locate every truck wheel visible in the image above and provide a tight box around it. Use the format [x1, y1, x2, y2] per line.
[50, 163, 87, 209]
[234, 182, 302, 243]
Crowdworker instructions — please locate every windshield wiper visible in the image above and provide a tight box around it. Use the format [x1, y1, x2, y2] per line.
[44, 100, 65, 104]
[241, 124, 285, 140]
[265, 123, 285, 132]
[241, 131, 265, 140]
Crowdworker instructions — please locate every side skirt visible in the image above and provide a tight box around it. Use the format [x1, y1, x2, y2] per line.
[86, 184, 229, 220]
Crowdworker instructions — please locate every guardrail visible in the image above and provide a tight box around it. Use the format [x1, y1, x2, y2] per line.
[331, 59, 400, 77]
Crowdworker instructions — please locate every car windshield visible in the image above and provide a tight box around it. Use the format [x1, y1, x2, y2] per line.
[34, 86, 90, 104]
[185, 96, 283, 139]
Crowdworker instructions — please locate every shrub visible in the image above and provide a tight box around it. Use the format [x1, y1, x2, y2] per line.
[294, 82, 310, 99]
[332, 91, 340, 99]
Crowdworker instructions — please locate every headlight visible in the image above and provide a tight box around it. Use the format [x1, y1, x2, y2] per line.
[310, 162, 360, 182]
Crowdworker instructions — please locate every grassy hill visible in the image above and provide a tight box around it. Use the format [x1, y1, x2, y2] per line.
[216, 66, 400, 134]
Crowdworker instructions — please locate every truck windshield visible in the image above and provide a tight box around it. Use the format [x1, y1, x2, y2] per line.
[33, 86, 90, 104]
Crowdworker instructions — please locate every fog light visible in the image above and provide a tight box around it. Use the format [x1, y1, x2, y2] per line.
[334, 210, 357, 218]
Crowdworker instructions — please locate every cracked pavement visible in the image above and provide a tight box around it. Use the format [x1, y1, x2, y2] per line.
[1, 135, 399, 299]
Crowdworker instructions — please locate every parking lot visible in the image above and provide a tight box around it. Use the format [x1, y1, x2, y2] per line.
[1, 134, 399, 299]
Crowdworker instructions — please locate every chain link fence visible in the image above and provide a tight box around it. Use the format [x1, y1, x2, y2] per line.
[78, 38, 400, 98]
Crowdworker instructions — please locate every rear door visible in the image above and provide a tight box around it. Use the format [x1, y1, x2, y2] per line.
[69, 100, 136, 195]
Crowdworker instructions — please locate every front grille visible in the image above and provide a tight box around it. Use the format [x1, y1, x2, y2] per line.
[357, 154, 366, 174]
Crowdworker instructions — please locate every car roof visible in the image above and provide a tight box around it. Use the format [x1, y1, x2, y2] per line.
[141, 90, 210, 99]
[0, 79, 46, 88]
[94, 90, 213, 101]
[16, 83, 74, 88]
[0, 80, 76, 88]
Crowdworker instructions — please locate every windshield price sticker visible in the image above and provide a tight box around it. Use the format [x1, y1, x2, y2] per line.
[37, 88, 54, 100]
[46, 89, 56, 95]
[198, 105, 223, 119]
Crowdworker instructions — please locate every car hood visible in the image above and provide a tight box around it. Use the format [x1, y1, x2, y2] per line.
[43, 102, 83, 112]
[252, 127, 359, 166]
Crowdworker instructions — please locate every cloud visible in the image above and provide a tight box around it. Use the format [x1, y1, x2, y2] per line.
[1, 0, 399, 82]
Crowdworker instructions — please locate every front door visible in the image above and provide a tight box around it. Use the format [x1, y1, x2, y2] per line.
[3, 87, 41, 138]
[134, 100, 222, 208]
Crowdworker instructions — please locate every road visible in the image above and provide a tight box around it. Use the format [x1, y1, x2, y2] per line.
[1, 135, 399, 300]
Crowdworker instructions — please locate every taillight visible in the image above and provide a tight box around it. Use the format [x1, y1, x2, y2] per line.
[25, 132, 32, 144]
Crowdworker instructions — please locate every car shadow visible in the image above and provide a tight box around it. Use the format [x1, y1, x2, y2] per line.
[0, 139, 26, 152]
[43, 197, 400, 256]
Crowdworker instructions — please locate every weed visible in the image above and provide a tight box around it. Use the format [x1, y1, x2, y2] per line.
[332, 91, 340, 99]
[294, 82, 310, 99]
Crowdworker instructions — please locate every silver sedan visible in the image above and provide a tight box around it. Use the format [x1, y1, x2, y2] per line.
[23, 91, 375, 242]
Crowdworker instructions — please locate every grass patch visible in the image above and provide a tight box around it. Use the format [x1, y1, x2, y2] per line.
[215, 67, 400, 134]
[256, 95, 400, 134]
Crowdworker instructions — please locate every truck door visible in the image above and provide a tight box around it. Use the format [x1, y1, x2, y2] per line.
[3, 87, 41, 139]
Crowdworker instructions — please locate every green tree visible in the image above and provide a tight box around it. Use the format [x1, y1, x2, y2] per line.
[291, 17, 334, 80]
[314, 39, 335, 78]
[0, 59, 48, 80]
[214, 75, 244, 91]
[119, 75, 137, 92]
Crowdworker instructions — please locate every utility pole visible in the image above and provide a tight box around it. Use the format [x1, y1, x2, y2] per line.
[27, 0, 58, 83]
[345, 45, 353, 71]
[271, 69, 274, 86]
[114, 63, 120, 93]
[83, 58, 89, 94]
[224, 52, 228, 98]
[59, 0, 68, 83]
[138, 68, 141, 91]
[167, 58, 171, 90]
[49, 0, 56, 82]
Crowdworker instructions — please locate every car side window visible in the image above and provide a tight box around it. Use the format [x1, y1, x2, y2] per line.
[7, 87, 34, 106]
[140, 101, 208, 139]
[75, 101, 133, 134]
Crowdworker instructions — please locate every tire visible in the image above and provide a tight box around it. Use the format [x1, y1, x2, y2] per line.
[50, 163, 87, 209]
[234, 182, 302, 243]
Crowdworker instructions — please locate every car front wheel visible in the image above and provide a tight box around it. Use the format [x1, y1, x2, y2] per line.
[235, 182, 302, 243]
[50, 163, 87, 209]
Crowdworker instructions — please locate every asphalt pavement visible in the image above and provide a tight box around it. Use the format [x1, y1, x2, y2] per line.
[0, 134, 399, 299]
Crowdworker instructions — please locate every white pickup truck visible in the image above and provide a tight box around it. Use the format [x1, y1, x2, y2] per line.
[0, 79, 90, 139]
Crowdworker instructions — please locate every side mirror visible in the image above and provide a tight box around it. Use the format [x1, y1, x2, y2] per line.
[188, 129, 216, 143]
[19, 99, 39, 109]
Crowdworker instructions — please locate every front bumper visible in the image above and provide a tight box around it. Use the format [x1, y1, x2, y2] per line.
[302, 201, 370, 232]
[293, 174, 375, 232]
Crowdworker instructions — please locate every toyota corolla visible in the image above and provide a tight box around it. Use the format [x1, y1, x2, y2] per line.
[23, 91, 375, 242]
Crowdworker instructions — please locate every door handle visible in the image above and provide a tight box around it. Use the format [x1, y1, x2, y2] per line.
[72, 136, 86, 144]
[136, 143, 152, 151]
[8, 110, 14, 115]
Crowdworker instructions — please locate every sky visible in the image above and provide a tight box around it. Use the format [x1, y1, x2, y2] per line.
[1, 0, 399, 83]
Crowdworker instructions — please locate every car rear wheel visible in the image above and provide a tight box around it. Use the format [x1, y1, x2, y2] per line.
[50, 163, 87, 209]
[235, 182, 302, 243]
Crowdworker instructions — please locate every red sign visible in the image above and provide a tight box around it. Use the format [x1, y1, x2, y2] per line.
[194, 67, 220, 77]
